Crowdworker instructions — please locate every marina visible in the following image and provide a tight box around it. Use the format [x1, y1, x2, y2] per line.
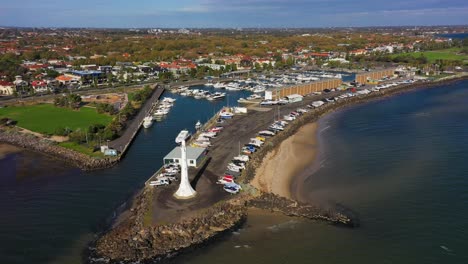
[2, 76, 468, 263]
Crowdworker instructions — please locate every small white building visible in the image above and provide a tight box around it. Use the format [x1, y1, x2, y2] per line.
[0, 81, 15, 96]
[164, 147, 206, 167]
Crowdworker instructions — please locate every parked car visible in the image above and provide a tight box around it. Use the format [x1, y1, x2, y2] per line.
[149, 178, 170, 186]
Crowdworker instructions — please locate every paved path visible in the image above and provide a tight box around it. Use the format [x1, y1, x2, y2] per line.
[109, 85, 165, 154]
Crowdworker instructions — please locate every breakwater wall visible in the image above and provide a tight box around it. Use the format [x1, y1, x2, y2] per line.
[0, 130, 118, 171]
[248, 193, 355, 227]
[91, 187, 247, 263]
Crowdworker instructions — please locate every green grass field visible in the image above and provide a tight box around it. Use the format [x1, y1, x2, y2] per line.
[0, 104, 113, 135]
[392, 48, 468, 63]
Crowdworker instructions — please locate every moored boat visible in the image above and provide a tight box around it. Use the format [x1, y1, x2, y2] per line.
[143, 116, 154, 128]
[175, 129, 191, 144]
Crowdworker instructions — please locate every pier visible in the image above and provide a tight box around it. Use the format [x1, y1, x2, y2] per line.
[109, 84, 165, 156]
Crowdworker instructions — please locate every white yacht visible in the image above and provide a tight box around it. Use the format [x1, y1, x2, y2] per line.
[225, 83, 241, 91]
[213, 82, 225, 89]
[143, 116, 154, 128]
[175, 129, 191, 144]
[208, 92, 226, 100]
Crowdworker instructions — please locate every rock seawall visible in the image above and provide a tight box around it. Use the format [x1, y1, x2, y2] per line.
[91, 188, 247, 263]
[248, 193, 356, 227]
[0, 130, 118, 170]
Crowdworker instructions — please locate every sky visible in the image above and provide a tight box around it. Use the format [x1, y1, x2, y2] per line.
[0, 0, 467, 28]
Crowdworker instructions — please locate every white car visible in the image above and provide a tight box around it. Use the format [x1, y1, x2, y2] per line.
[149, 178, 170, 186]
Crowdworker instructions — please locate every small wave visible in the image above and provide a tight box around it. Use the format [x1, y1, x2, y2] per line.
[320, 126, 331, 133]
[413, 112, 431, 117]
[267, 220, 299, 232]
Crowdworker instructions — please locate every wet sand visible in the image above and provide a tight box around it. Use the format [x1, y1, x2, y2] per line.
[252, 123, 318, 199]
[0, 143, 21, 159]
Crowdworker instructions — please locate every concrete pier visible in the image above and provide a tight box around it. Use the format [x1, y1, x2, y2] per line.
[109, 85, 165, 156]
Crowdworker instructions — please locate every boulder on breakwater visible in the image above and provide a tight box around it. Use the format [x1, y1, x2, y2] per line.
[248, 193, 356, 227]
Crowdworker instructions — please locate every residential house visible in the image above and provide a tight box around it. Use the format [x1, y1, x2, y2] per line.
[31, 80, 49, 93]
[0, 81, 15, 96]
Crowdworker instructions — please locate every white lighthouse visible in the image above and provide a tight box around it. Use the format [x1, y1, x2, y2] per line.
[174, 130, 197, 199]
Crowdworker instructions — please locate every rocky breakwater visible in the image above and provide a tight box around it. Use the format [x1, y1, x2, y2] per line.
[93, 188, 247, 263]
[0, 130, 118, 170]
[248, 193, 356, 227]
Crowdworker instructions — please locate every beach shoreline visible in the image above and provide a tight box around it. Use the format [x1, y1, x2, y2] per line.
[251, 122, 318, 199]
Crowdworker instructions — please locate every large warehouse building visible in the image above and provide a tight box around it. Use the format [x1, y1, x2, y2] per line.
[265, 78, 342, 100]
[355, 68, 396, 84]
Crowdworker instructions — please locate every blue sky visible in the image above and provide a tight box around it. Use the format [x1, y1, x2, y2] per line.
[0, 0, 467, 28]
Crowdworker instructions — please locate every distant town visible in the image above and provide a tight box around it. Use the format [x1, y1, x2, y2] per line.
[0, 26, 467, 97]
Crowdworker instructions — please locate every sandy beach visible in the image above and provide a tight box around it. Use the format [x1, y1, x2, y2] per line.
[0, 143, 21, 159]
[252, 122, 318, 199]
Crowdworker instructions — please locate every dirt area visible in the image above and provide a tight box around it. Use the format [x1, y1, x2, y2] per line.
[81, 93, 127, 105]
[17, 127, 69, 142]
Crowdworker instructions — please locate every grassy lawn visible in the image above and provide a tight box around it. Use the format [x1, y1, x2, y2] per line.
[0, 104, 113, 135]
[392, 48, 468, 63]
[127, 92, 135, 101]
[59, 141, 104, 158]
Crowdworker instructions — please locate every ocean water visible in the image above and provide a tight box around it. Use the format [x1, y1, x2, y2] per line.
[437, 33, 468, 39]
[1, 80, 467, 264]
[169, 79, 468, 264]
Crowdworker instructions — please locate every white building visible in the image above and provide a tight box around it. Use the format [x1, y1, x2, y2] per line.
[163, 147, 206, 167]
[0, 81, 15, 95]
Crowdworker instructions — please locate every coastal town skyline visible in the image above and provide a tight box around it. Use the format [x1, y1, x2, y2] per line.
[1, 0, 467, 28]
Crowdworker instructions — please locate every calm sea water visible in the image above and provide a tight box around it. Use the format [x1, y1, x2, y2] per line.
[1, 80, 467, 264]
[437, 33, 468, 39]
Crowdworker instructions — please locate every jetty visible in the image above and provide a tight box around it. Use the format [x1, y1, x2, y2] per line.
[109, 84, 165, 155]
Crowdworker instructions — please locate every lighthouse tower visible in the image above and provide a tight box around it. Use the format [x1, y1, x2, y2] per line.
[174, 134, 197, 199]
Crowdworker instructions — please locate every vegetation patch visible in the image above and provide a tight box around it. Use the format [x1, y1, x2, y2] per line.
[0, 104, 113, 135]
[59, 141, 104, 158]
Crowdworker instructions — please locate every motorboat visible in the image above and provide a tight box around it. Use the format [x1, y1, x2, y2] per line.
[162, 97, 176, 103]
[233, 155, 249, 162]
[208, 126, 224, 133]
[193, 141, 211, 148]
[199, 132, 217, 138]
[209, 92, 226, 100]
[143, 116, 153, 128]
[213, 82, 225, 89]
[175, 129, 191, 144]
[195, 120, 202, 130]
[258, 130, 275, 136]
[219, 111, 234, 119]
[228, 162, 245, 170]
[225, 83, 241, 91]
[154, 109, 169, 117]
